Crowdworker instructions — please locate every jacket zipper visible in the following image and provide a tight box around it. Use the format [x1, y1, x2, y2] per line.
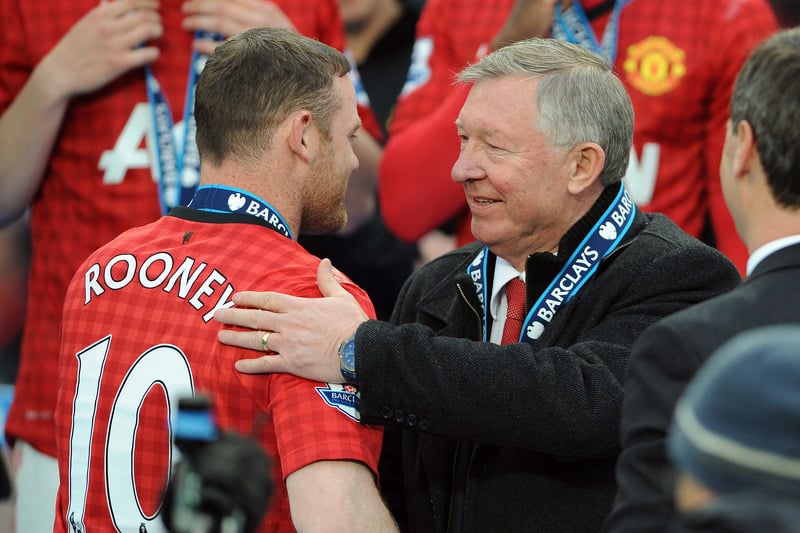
[447, 281, 485, 532]
[455, 281, 484, 341]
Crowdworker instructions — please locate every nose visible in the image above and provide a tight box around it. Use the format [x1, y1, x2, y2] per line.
[451, 145, 485, 184]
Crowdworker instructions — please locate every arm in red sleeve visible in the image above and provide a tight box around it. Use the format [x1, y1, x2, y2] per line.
[378, 83, 470, 242]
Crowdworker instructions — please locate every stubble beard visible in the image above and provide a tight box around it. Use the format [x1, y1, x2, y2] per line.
[300, 149, 349, 235]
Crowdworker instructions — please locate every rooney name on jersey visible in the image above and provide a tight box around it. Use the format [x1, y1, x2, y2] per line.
[82, 251, 234, 323]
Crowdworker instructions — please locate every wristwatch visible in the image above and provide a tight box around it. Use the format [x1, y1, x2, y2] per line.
[338, 333, 357, 383]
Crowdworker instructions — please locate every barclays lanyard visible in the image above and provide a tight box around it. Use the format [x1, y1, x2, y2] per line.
[187, 185, 294, 240]
[146, 30, 223, 215]
[467, 183, 636, 345]
[551, 0, 633, 64]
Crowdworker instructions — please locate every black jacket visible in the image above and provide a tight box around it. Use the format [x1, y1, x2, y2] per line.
[604, 243, 800, 532]
[354, 187, 741, 532]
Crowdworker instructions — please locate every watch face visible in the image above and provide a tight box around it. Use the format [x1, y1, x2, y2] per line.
[339, 337, 357, 382]
[341, 339, 356, 370]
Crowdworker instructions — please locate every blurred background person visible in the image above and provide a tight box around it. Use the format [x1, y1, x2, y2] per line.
[340, 0, 425, 137]
[0, 216, 27, 385]
[768, 0, 800, 27]
[0, 217, 23, 531]
[667, 326, 800, 532]
[0, 0, 379, 530]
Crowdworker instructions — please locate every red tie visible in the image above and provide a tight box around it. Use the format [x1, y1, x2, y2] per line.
[501, 278, 527, 345]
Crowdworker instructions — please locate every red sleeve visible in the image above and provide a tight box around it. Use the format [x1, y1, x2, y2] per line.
[705, 1, 777, 274]
[378, 0, 509, 241]
[379, 84, 470, 242]
[272, 271, 381, 478]
[271, 374, 383, 478]
[386, 0, 448, 134]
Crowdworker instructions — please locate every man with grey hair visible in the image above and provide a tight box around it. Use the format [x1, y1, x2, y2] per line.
[215, 37, 739, 531]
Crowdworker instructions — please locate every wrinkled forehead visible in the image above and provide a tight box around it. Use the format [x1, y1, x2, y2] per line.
[458, 77, 541, 132]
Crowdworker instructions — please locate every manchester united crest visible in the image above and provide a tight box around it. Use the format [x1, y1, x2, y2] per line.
[623, 36, 686, 96]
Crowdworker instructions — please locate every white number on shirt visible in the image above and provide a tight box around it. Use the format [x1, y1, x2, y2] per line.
[66, 335, 194, 532]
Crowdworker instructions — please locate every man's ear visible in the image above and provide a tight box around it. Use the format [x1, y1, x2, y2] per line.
[567, 142, 605, 195]
[287, 110, 315, 163]
[732, 119, 757, 179]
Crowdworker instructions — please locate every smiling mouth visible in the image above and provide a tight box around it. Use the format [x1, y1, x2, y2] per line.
[473, 197, 497, 206]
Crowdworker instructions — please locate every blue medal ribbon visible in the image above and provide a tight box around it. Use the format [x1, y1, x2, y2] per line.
[146, 31, 223, 215]
[188, 185, 293, 240]
[467, 182, 636, 345]
[466, 247, 491, 341]
[552, 0, 633, 64]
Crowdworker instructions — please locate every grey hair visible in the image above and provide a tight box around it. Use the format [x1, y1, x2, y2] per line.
[458, 38, 634, 185]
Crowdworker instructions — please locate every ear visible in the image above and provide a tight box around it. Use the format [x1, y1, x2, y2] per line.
[287, 110, 315, 163]
[731, 119, 757, 179]
[566, 142, 605, 195]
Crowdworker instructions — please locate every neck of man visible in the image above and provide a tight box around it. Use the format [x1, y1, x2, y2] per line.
[198, 161, 302, 240]
[499, 183, 613, 271]
[496, 219, 581, 273]
[744, 207, 800, 255]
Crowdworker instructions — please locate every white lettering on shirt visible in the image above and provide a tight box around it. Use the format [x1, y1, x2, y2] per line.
[624, 143, 660, 205]
[83, 252, 235, 323]
[98, 103, 187, 186]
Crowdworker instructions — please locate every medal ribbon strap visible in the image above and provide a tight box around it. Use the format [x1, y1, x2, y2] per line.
[552, 0, 633, 64]
[465, 247, 491, 341]
[145, 31, 223, 215]
[467, 182, 636, 345]
[188, 185, 293, 240]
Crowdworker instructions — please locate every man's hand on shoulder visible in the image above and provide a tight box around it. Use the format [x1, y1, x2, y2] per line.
[215, 258, 369, 383]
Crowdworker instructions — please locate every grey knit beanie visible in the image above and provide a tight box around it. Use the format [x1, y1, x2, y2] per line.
[667, 325, 800, 496]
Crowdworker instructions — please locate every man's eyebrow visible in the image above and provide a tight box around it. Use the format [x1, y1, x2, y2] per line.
[455, 122, 498, 141]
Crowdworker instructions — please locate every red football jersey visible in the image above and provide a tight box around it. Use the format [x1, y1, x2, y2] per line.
[53, 210, 382, 532]
[379, 0, 777, 273]
[0, 0, 365, 458]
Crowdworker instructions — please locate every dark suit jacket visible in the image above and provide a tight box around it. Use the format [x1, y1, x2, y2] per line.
[353, 186, 741, 532]
[604, 242, 800, 532]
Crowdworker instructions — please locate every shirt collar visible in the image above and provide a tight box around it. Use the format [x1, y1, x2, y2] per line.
[746, 235, 800, 276]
